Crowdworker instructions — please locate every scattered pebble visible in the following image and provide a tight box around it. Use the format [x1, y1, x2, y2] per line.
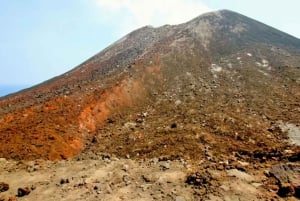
[0, 182, 9, 192]
[17, 187, 31, 197]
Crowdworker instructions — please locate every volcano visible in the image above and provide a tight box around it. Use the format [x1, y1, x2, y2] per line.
[0, 10, 300, 161]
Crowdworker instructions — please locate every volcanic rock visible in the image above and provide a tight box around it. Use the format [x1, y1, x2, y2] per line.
[17, 187, 31, 197]
[0, 182, 9, 192]
[270, 164, 300, 197]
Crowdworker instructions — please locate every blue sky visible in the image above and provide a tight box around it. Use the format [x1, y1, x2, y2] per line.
[0, 0, 299, 96]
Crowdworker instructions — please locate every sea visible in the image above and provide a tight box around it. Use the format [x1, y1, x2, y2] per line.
[0, 85, 30, 98]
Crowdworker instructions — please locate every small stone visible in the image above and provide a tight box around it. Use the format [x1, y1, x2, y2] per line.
[122, 164, 129, 172]
[278, 182, 294, 197]
[238, 161, 249, 167]
[171, 123, 177, 128]
[91, 136, 98, 143]
[107, 118, 114, 124]
[226, 169, 254, 182]
[60, 178, 69, 185]
[216, 165, 224, 171]
[231, 161, 247, 172]
[17, 187, 31, 197]
[123, 175, 131, 185]
[151, 158, 159, 164]
[175, 100, 182, 106]
[251, 183, 262, 188]
[161, 162, 170, 170]
[268, 184, 279, 192]
[0, 182, 9, 192]
[27, 165, 38, 173]
[30, 185, 36, 191]
[141, 185, 147, 191]
[270, 164, 300, 197]
[186, 172, 211, 186]
[142, 175, 151, 183]
[106, 184, 113, 194]
[264, 170, 270, 177]
[93, 184, 101, 191]
[111, 157, 119, 161]
[135, 118, 144, 123]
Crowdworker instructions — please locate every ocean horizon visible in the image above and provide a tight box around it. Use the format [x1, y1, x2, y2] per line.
[0, 85, 31, 98]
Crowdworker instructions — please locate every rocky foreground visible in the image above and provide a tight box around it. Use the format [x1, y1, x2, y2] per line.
[1, 149, 300, 201]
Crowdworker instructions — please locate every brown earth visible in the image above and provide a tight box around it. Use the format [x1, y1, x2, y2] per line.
[0, 10, 300, 200]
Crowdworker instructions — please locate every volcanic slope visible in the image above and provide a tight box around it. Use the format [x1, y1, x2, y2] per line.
[0, 9, 300, 162]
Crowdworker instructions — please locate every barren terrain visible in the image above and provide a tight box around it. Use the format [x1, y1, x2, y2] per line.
[0, 10, 300, 200]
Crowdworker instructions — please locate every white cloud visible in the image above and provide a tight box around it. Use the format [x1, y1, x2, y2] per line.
[96, 0, 211, 36]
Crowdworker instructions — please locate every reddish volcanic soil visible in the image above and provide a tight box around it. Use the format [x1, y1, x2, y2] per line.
[0, 57, 162, 160]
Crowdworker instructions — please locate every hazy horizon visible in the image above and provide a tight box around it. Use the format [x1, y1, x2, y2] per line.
[0, 85, 31, 98]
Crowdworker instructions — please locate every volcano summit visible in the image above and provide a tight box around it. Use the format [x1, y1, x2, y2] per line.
[0, 10, 300, 200]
